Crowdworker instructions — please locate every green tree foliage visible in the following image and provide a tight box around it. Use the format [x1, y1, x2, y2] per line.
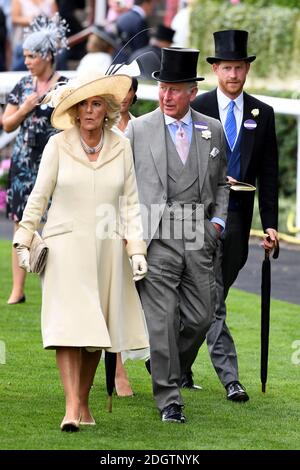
[189, 0, 298, 201]
[190, 0, 300, 79]
[212, 1, 299, 8]
[275, 114, 297, 197]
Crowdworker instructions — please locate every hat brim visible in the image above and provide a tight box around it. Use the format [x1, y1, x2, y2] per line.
[91, 26, 118, 49]
[206, 55, 256, 64]
[51, 75, 132, 130]
[152, 71, 204, 82]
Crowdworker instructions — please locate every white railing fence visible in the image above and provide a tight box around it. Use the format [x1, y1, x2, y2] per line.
[1, 72, 300, 232]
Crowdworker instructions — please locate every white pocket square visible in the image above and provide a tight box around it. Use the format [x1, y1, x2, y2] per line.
[210, 147, 220, 158]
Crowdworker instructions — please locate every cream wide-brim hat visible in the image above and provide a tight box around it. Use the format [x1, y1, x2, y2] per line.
[50, 72, 132, 130]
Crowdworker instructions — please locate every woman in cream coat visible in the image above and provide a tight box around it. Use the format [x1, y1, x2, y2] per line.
[13, 72, 148, 432]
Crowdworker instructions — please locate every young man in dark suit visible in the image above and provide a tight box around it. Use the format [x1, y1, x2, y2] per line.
[189, 29, 279, 401]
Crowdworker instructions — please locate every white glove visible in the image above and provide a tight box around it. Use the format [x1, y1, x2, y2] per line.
[131, 254, 147, 282]
[15, 245, 31, 272]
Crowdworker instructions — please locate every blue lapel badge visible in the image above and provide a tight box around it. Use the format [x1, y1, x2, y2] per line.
[244, 119, 257, 130]
[194, 121, 209, 131]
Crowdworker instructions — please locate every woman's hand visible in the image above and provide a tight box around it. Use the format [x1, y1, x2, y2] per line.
[15, 245, 31, 272]
[131, 254, 147, 282]
[20, 92, 39, 115]
[2, 93, 40, 133]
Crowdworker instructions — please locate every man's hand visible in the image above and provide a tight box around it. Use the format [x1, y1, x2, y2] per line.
[261, 228, 279, 252]
[212, 223, 223, 234]
[15, 245, 31, 272]
[226, 176, 238, 185]
[131, 254, 147, 282]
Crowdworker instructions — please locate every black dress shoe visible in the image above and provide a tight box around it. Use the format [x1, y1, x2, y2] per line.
[7, 295, 26, 305]
[145, 358, 151, 375]
[161, 404, 186, 423]
[181, 370, 202, 390]
[226, 381, 249, 402]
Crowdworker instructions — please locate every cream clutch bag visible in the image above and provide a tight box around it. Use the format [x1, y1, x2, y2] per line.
[30, 231, 49, 275]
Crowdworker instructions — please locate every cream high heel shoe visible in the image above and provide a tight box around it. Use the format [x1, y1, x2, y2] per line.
[80, 416, 96, 426]
[60, 417, 80, 432]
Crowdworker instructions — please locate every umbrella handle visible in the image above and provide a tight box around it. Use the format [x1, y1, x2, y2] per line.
[273, 240, 280, 259]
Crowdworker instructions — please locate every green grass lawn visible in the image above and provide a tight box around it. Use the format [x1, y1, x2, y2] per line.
[0, 239, 299, 450]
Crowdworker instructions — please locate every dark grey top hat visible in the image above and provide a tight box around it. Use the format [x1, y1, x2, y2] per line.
[152, 24, 175, 43]
[152, 47, 204, 83]
[207, 30, 256, 64]
[91, 25, 119, 50]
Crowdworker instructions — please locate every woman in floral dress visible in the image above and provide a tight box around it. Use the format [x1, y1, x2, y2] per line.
[3, 14, 68, 304]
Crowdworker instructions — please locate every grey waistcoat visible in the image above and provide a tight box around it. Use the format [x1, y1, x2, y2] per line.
[166, 128, 200, 204]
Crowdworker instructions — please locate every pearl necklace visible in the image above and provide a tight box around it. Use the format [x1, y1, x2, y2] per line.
[80, 133, 104, 154]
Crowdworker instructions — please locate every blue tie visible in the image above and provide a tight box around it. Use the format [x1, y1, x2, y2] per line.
[225, 100, 237, 150]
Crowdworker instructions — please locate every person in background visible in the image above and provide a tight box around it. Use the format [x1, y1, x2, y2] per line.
[0, 5, 9, 70]
[114, 76, 138, 134]
[116, 0, 153, 60]
[127, 47, 229, 423]
[171, 0, 195, 48]
[190, 29, 278, 401]
[3, 14, 68, 305]
[77, 25, 119, 75]
[56, 0, 87, 64]
[129, 23, 175, 63]
[11, 0, 57, 71]
[112, 76, 150, 397]
[13, 71, 148, 431]
[106, 0, 133, 24]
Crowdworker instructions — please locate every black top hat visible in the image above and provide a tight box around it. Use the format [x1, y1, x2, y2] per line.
[152, 24, 175, 43]
[91, 25, 119, 50]
[152, 47, 204, 83]
[206, 30, 256, 64]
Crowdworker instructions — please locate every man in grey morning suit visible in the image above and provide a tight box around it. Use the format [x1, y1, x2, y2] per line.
[126, 48, 229, 423]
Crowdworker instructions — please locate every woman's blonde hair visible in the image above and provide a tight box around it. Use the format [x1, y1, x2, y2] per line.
[68, 94, 121, 129]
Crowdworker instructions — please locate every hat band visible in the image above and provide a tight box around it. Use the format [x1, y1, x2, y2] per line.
[154, 70, 199, 82]
[213, 50, 251, 60]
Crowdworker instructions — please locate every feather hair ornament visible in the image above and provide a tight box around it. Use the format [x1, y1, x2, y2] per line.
[23, 13, 69, 58]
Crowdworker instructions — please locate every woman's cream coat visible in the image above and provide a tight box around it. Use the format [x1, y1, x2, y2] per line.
[14, 126, 148, 351]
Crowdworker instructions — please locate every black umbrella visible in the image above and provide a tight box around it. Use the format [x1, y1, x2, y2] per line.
[260, 238, 279, 393]
[104, 351, 117, 412]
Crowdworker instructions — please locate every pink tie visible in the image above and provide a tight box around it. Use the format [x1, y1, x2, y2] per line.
[175, 121, 189, 164]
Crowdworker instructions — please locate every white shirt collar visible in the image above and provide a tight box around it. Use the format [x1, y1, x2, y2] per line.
[164, 109, 192, 126]
[217, 87, 243, 112]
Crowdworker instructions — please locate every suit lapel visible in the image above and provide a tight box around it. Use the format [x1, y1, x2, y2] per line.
[62, 127, 90, 167]
[93, 128, 123, 169]
[147, 109, 168, 191]
[205, 89, 221, 120]
[240, 92, 256, 179]
[191, 109, 210, 191]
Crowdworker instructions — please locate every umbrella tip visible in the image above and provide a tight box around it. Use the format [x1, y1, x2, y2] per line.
[262, 383, 266, 393]
[107, 395, 113, 413]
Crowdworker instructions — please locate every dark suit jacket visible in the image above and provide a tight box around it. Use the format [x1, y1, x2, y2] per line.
[191, 89, 278, 235]
[116, 9, 149, 55]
